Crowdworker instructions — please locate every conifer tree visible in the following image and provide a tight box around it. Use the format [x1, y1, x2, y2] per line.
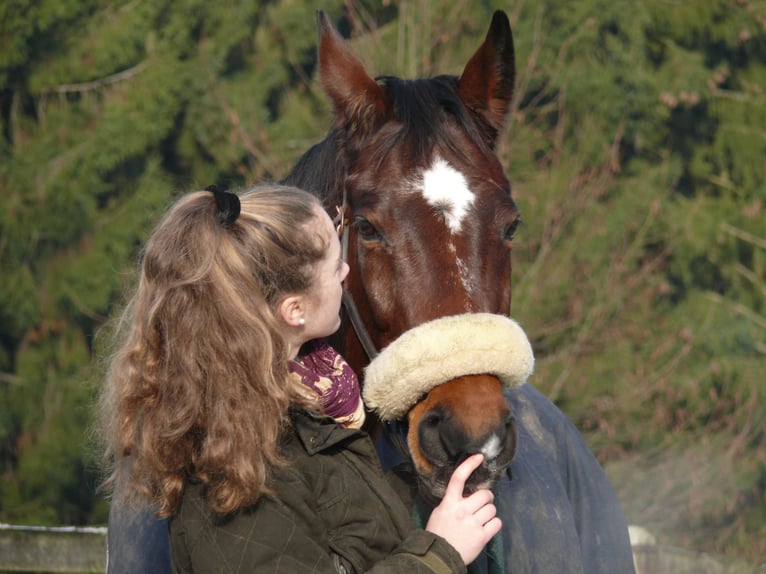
[0, 0, 763, 561]
[0, 0, 347, 525]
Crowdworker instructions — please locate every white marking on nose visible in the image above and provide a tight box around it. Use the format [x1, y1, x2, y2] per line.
[456, 258, 474, 298]
[481, 434, 502, 460]
[420, 157, 475, 234]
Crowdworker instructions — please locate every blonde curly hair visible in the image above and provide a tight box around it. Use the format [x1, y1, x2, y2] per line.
[99, 184, 325, 516]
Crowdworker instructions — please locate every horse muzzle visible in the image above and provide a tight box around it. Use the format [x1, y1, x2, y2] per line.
[362, 313, 534, 502]
[406, 374, 517, 503]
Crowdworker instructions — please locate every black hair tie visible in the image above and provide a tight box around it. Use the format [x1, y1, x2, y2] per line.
[205, 184, 241, 228]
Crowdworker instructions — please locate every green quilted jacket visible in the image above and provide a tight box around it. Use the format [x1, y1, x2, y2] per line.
[168, 410, 465, 573]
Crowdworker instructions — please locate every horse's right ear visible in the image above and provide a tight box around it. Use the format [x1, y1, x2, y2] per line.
[316, 11, 388, 133]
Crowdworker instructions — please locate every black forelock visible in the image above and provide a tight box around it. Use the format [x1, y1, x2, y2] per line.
[371, 74, 489, 170]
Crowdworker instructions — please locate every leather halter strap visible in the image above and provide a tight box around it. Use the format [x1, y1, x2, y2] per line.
[333, 205, 379, 361]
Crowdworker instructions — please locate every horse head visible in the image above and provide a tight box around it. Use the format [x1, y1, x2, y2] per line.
[289, 10, 522, 502]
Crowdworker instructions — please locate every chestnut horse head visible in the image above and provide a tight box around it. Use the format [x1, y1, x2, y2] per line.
[284, 10, 521, 502]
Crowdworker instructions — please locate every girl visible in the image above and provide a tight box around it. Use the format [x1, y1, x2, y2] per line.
[99, 184, 500, 573]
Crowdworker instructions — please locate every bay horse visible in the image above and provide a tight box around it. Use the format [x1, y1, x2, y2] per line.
[283, 10, 636, 573]
[284, 10, 520, 502]
[106, 10, 636, 574]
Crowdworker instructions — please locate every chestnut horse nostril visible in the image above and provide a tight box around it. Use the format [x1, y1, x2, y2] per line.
[417, 408, 473, 462]
[439, 417, 471, 460]
[422, 411, 442, 428]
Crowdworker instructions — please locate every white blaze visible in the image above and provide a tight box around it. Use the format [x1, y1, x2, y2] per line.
[420, 157, 475, 234]
[415, 157, 476, 297]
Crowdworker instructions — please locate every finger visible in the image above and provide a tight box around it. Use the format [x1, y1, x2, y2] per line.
[472, 503, 497, 527]
[443, 454, 484, 500]
[483, 516, 503, 538]
[461, 488, 494, 514]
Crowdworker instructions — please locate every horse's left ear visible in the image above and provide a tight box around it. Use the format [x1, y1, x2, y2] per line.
[458, 10, 516, 146]
[316, 11, 388, 134]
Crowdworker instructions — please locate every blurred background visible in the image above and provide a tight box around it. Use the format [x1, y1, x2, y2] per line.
[1, 0, 764, 566]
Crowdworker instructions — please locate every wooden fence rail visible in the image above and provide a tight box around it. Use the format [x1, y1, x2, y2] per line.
[633, 545, 765, 574]
[0, 523, 106, 573]
[1, 523, 764, 573]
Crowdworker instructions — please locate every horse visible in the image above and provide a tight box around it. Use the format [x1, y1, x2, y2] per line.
[106, 10, 636, 573]
[283, 11, 636, 573]
[284, 9, 521, 504]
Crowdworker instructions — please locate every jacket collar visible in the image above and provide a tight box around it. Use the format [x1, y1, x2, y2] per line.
[290, 409, 365, 455]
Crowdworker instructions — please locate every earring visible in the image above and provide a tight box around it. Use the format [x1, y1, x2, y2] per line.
[298, 317, 305, 326]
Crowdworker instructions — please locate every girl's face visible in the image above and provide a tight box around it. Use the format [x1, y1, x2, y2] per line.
[300, 204, 350, 341]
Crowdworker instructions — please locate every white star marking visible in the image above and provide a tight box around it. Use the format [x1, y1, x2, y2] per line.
[420, 157, 475, 234]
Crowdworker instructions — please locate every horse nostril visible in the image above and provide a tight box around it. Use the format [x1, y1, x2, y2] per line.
[416, 407, 470, 463]
[422, 411, 442, 429]
[504, 413, 516, 437]
[417, 408, 449, 465]
[504, 413, 518, 461]
[438, 417, 470, 460]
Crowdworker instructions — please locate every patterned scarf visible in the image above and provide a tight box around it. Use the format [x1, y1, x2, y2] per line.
[288, 339, 365, 429]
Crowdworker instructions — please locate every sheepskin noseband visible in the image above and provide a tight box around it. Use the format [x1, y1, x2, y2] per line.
[363, 313, 534, 421]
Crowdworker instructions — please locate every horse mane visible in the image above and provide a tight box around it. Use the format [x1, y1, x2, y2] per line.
[283, 73, 496, 208]
[281, 128, 345, 208]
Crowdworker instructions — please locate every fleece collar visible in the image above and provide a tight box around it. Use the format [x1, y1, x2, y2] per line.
[362, 313, 534, 421]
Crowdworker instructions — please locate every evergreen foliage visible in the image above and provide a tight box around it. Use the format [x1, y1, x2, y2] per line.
[505, 0, 766, 559]
[0, 0, 763, 562]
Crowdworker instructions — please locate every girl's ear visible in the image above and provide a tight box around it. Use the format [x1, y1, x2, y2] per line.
[277, 294, 305, 327]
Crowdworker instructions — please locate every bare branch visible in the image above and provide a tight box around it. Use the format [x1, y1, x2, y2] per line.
[39, 62, 148, 95]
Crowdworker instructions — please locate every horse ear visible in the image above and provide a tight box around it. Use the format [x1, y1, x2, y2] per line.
[316, 11, 387, 131]
[458, 11, 516, 145]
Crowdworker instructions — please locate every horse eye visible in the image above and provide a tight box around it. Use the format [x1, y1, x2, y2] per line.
[503, 218, 522, 243]
[353, 216, 382, 242]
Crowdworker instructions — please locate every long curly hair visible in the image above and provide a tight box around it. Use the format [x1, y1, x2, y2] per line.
[99, 184, 325, 516]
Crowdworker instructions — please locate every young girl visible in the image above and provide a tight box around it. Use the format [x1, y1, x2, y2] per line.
[99, 184, 500, 572]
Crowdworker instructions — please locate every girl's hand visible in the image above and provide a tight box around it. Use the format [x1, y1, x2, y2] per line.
[425, 454, 502, 565]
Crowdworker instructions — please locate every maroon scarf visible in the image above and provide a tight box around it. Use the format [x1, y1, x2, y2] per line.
[288, 339, 365, 428]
